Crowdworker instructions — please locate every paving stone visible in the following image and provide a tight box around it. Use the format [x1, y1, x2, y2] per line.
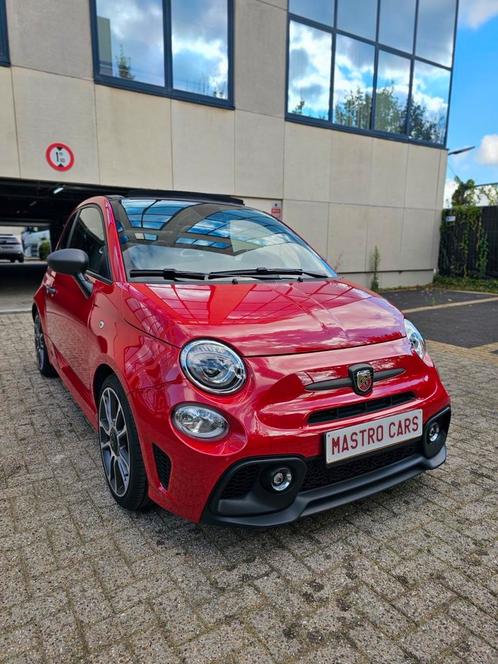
[0, 315, 497, 663]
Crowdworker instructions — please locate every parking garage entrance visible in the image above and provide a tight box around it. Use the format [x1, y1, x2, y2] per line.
[0, 177, 240, 312]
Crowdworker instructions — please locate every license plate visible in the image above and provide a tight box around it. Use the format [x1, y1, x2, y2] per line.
[325, 409, 423, 465]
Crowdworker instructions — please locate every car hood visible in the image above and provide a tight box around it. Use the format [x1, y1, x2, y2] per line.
[122, 279, 405, 357]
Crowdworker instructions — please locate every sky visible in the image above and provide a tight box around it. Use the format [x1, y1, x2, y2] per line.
[445, 0, 498, 202]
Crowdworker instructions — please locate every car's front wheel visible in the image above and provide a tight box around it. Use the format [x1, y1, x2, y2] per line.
[98, 376, 150, 510]
[34, 312, 57, 377]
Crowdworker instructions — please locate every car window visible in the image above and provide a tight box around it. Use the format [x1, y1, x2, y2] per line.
[69, 206, 111, 280]
[58, 213, 77, 249]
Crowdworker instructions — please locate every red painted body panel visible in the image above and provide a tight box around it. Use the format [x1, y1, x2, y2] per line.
[34, 196, 450, 524]
[121, 280, 405, 356]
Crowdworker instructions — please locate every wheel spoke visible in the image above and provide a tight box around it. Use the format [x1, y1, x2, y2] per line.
[113, 403, 124, 431]
[104, 452, 113, 480]
[100, 436, 111, 451]
[102, 390, 113, 430]
[117, 455, 129, 487]
[99, 418, 111, 437]
[111, 456, 120, 493]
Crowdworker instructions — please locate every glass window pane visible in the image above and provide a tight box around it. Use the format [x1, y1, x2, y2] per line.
[333, 36, 375, 130]
[70, 208, 110, 279]
[289, 0, 333, 26]
[379, 0, 416, 53]
[416, 0, 457, 67]
[374, 51, 410, 135]
[288, 21, 332, 120]
[337, 0, 377, 40]
[410, 62, 450, 144]
[95, 0, 164, 86]
[0, 1, 7, 62]
[171, 0, 229, 99]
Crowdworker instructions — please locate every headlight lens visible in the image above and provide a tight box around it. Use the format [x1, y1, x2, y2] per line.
[404, 319, 426, 359]
[173, 405, 228, 439]
[180, 340, 246, 393]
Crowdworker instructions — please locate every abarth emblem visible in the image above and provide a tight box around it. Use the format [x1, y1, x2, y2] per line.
[349, 364, 374, 396]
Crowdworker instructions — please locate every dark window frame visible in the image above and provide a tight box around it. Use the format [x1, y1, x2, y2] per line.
[89, 0, 234, 110]
[0, 0, 10, 66]
[68, 204, 113, 283]
[286, 0, 459, 148]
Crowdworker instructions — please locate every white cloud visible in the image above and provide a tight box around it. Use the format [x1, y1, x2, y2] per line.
[459, 0, 498, 28]
[444, 178, 458, 207]
[477, 134, 498, 165]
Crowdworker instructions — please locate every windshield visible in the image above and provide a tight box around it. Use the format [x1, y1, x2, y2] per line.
[115, 199, 336, 281]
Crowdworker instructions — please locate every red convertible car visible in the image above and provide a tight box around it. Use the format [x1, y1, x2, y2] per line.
[33, 195, 450, 526]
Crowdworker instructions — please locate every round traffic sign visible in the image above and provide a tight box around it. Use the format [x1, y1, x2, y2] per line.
[45, 142, 75, 172]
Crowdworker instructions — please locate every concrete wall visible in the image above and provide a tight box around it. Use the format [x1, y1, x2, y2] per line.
[1, 0, 448, 287]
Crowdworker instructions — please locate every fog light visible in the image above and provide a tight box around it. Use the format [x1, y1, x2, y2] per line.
[428, 422, 440, 443]
[270, 467, 293, 492]
[173, 405, 228, 440]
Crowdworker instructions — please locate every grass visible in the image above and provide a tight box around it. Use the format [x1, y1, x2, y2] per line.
[433, 275, 498, 294]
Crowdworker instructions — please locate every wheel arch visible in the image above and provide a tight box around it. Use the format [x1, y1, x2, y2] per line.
[93, 364, 117, 408]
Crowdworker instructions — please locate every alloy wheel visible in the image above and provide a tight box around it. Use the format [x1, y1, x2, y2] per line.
[99, 387, 131, 497]
[34, 316, 45, 370]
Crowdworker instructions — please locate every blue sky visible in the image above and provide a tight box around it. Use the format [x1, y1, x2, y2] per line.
[446, 0, 498, 199]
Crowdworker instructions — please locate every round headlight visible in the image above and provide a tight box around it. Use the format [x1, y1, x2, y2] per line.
[404, 319, 426, 359]
[180, 340, 246, 394]
[173, 405, 228, 439]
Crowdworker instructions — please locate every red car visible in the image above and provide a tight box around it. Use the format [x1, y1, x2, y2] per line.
[33, 195, 450, 527]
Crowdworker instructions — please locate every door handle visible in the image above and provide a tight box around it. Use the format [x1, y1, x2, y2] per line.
[45, 286, 57, 296]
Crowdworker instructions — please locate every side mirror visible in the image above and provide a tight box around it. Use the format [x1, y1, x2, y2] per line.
[47, 248, 89, 276]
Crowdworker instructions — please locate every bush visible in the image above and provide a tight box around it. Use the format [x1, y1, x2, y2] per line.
[38, 239, 51, 261]
[439, 207, 489, 278]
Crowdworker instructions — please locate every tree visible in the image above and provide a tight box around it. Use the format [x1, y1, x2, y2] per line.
[334, 85, 443, 142]
[480, 184, 498, 206]
[116, 45, 135, 80]
[451, 177, 478, 207]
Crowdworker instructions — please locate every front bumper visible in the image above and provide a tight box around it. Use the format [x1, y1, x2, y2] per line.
[203, 445, 446, 527]
[202, 408, 450, 527]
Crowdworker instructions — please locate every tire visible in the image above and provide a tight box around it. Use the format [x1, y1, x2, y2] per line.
[98, 375, 150, 511]
[34, 312, 57, 377]
[10, 258, 15, 263]
[18, 256, 24, 263]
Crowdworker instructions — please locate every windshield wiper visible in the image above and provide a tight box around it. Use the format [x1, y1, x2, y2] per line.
[129, 268, 206, 281]
[207, 267, 331, 280]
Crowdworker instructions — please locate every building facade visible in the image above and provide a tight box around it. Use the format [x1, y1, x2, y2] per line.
[0, 0, 458, 287]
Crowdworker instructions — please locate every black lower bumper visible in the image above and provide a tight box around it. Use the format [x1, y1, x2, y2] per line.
[202, 407, 450, 528]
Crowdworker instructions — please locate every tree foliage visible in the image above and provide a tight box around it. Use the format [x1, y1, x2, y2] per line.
[116, 45, 135, 81]
[451, 177, 478, 207]
[333, 86, 442, 142]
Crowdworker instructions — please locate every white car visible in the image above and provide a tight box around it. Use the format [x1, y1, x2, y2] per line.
[0, 234, 24, 263]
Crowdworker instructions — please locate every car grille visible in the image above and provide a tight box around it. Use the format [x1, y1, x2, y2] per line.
[308, 392, 415, 425]
[220, 465, 260, 500]
[300, 441, 421, 492]
[153, 445, 172, 490]
[219, 439, 421, 500]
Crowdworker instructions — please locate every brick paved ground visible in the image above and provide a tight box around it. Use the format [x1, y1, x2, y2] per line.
[1, 312, 497, 663]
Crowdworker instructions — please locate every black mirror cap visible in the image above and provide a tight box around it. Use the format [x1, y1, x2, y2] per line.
[47, 248, 89, 276]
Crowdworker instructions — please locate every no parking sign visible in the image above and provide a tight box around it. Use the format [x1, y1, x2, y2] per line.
[45, 142, 75, 172]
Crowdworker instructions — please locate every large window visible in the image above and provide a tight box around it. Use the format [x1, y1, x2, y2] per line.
[91, 0, 232, 106]
[0, 0, 9, 65]
[287, 0, 458, 146]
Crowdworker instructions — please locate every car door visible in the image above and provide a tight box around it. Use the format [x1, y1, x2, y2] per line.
[44, 205, 112, 402]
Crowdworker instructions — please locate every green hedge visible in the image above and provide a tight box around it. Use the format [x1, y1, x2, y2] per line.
[439, 206, 489, 278]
